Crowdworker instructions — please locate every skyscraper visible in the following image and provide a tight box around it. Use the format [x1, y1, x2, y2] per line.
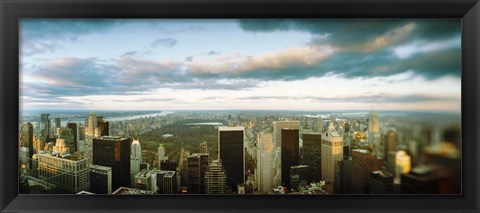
[384, 130, 397, 163]
[256, 133, 274, 194]
[290, 165, 309, 192]
[58, 128, 75, 154]
[395, 150, 412, 182]
[368, 111, 382, 157]
[187, 153, 209, 194]
[66, 123, 78, 152]
[336, 157, 352, 194]
[199, 141, 208, 154]
[281, 128, 300, 190]
[369, 170, 394, 194]
[158, 144, 168, 165]
[321, 123, 344, 194]
[351, 149, 383, 194]
[273, 121, 300, 186]
[86, 112, 97, 137]
[54, 118, 61, 128]
[301, 133, 321, 182]
[37, 152, 89, 194]
[97, 117, 109, 136]
[218, 126, 245, 191]
[130, 139, 142, 186]
[134, 170, 154, 191]
[204, 159, 227, 194]
[153, 170, 178, 194]
[89, 164, 112, 194]
[93, 136, 131, 191]
[40, 113, 51, 139]
[19, 122, 34, 165]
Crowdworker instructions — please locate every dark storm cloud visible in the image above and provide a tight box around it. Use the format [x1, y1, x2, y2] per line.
[238, 19, 461, 80]
[150, 38, 178, 48]
[239, 19, 459, 47]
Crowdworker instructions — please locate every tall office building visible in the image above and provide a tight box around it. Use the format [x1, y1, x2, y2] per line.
[130, 139, 142, 186]
[153, 170, 178, 194]
[89, 164, 112, 194]
[199, 141, 208, 154]
[384, 130, 397, 163]
[395, 150, 412, 182]
[273, 121, 300, 150]
[158, 144, 168, 164]
[321, 123, 344, 194]
[400, 165, 455, 194]
[86, 112, 97, 137]
[93, 136, 131, 191]
[160, 160, 178, 171]
[54, 118, 61, 128]
[179, 148, 190, 187]
[187, 153, 209, 194]
[351, 149, 383, 194]
[204, 159, 227, 194]
[301, 133, 322, 182]
[79, 126, 86, 141]
[281, 128, 300, 190]
[134, 170, 154, 191]
[367, 111, 382, 157]
[336, 157, 352, 194]
[19, 122, 34, 165]
[58, 128, 75, 154]
[256, 133, 274, 194]
[218, 126, 245, 191]
[66, 123, 78, 152]
[273, 121, 300, 186]
[290, 165, 309, 192]
[97, 117, 109, 136]
[37, 152, 89, 194]
[40, 113, 51, 139]
[369, 170, 394, 194]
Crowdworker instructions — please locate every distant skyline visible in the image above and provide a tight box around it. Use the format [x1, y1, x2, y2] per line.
[20, 19, 461, 112]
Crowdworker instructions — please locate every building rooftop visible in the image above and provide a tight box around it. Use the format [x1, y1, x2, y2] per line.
[112, 187, 154, 195]
[89, 164, 112, 171]
[352, 149, 370, 154]
[37, 151, 85, 162]
[98, 136, 128, 141]
[218, 126, 245, 131]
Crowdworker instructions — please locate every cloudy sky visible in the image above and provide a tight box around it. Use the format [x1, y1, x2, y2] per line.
[20, 19, 461, 112]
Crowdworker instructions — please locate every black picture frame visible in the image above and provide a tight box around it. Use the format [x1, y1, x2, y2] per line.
[1, 0, 479, 212]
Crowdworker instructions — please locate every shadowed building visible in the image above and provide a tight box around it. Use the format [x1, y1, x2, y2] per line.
[281, 128, 300, 191]
[301, 133, 322, 182]
[187, 153, 209, 194]
[351, 149, 383, 194]
[89, 164, 112, 194]
[93, 136, 131, 191]
[218, 126, 245, 191]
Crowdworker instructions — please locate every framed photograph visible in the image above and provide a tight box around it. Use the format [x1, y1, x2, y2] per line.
[1, 0, 479, 212]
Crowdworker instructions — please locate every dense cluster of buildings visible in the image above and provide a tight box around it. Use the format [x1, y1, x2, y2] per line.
[18, 111, 460, 195]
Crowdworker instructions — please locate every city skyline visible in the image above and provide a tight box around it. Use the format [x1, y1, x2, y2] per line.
[20, 19, 461, 112]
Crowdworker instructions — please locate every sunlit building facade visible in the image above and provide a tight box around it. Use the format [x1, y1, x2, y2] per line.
[321, 123, 344, 194]
[256, 133, 274, 194]
[37, 152, 89, 194]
